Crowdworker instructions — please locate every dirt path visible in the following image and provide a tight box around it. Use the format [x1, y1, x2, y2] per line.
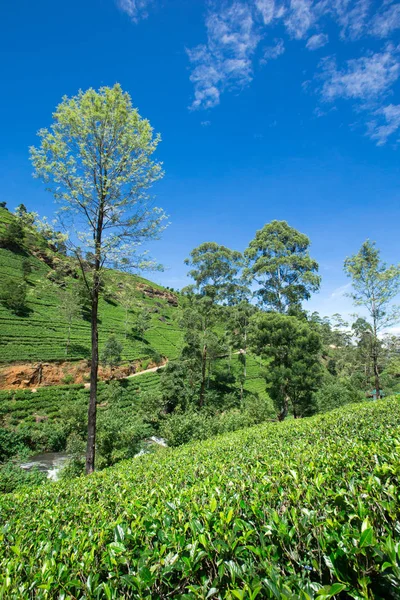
[127, 361, 168, 378]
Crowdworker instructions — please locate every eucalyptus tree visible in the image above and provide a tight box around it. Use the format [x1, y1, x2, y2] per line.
[30, 84, 167, 473]
[226, 300, 257, 403]
[244, 220, 320, 312]
[184, 242, 245, 406]
[344, 240, 400, 399]
[184, 242, 245, 303]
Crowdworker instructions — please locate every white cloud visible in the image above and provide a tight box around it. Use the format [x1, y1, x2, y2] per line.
[183, 0, 400, 146]
[201, 120, 211, 127]
[331, 283, 351, 298]
[284, 0, 315, 39]
[306, 33, 328, 50]
[255, 0, 285, 24]
[320, 46, 400, 102]
[260, 38, 285, 63]
[117, 0, 153, 22]
[326, 0, 371, 40]
[187, 3, 260, 110]
[368, 104, 400, 145]
[372, 3, 400, 38]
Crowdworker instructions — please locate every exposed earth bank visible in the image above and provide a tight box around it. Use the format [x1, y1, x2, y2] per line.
[0, 358, 167, 390]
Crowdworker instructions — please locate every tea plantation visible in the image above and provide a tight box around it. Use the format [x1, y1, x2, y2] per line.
[1, 399, 399, 599]
[0, 206, 184, 363]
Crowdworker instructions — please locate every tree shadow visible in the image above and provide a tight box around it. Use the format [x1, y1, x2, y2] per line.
[68, 343, 90, 358]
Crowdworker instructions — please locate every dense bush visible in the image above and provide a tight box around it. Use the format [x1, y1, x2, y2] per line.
[1, 399, 399, 598]
[0, 460, 47, 493]
[0, 279, 27, 314]
[0, 428, 27, 462]
[314, 380, 365, 413]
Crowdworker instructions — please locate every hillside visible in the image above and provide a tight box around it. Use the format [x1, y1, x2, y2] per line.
[0, 207, 184, 368]
[1, 399, 399, 598]
[0, 208, 268, 392]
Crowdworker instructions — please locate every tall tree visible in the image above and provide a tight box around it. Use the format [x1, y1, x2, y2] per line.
[244, 220, 320, 312]
[184, 242, 245, 303]
[249, 313, 322, 420]
[226, 300, 257, 403]
[30, 84, 167, 473]
[344, 240, 400, 399]
[101, 335, 123, 379]
[56, 285, 81, 355]
[184, 242, 244, 405]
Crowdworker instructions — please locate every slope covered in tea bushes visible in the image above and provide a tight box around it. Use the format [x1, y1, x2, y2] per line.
[1, 399, 399, 599]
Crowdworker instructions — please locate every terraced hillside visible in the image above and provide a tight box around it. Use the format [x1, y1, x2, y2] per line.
[1, 399, 399, 598]
[0, 354, 268, 430]
[0, 207, 183, 364]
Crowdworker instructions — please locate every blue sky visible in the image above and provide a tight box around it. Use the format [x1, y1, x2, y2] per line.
[1, 0, 400, 322]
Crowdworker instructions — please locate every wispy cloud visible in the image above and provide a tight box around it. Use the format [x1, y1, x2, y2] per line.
[306, 33, 328, 50]
[319, 45, 400, 103]
[329, 0, 372, 40]
[368, 104, 400, 145]
[117, 0, 154, 22]
[260, 38, 285, 63]
[371, 3, 400, 38]
[284, 0, 315, 39]
[109, 0, 397, 145]
[331, 283, 351, 298]
[187, 3, 260, 110]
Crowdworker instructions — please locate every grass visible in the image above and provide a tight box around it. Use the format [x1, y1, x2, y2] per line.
[1, 399, 399, 599]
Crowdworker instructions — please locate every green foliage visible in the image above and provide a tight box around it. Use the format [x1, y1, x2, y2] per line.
[313, 380, 365, 413]
[0, 460, 47, 494]
[30, 84, 167, 272]
[250, 312, 322, 419]
[244, 220, 321, 312]
[344, 240, 400, 399]
[21, 258, 32, 280]
[0, 243, 183, 363]
[0, 218, 24, 251]
[101, 335, 123, 374]
[185, 242, 245, 303]
[0, 428, 27, 462]
[0, 278, 27, 315]
[1, 400, 400, 598]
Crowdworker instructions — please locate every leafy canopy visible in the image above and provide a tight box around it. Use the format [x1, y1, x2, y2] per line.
[249, 312, 322, 418]
[344, 239, 400, 333]
[184, 242, 245, 303]
[30, 83, 167, 272]
[244, 220, 320, 312]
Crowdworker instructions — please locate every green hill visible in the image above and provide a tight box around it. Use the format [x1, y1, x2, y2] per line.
[0, 206, 184, 364]
[1, 399, 399, 598]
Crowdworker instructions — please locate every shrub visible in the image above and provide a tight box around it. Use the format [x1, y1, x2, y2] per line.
[0, 460, 47, 494]
[0, 279, 27, 314]
[314, 380, 364, 413]
[0, 219, 24, 250]
[21, 258, 33, 279]
[1, 400, 400, 598]
[0, 428, 27, 462]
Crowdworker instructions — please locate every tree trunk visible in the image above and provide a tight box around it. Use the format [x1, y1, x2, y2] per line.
[373, 345, 381, 400]
[278, 394, 289, 421]
[199, 343, 207, 407]
[66, 321, 71, 356]
[372, 312, 381, 400]
[86, 279, 99, 474]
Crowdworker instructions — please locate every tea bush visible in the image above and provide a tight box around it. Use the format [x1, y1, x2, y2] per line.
[1, 399, 399, 599]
